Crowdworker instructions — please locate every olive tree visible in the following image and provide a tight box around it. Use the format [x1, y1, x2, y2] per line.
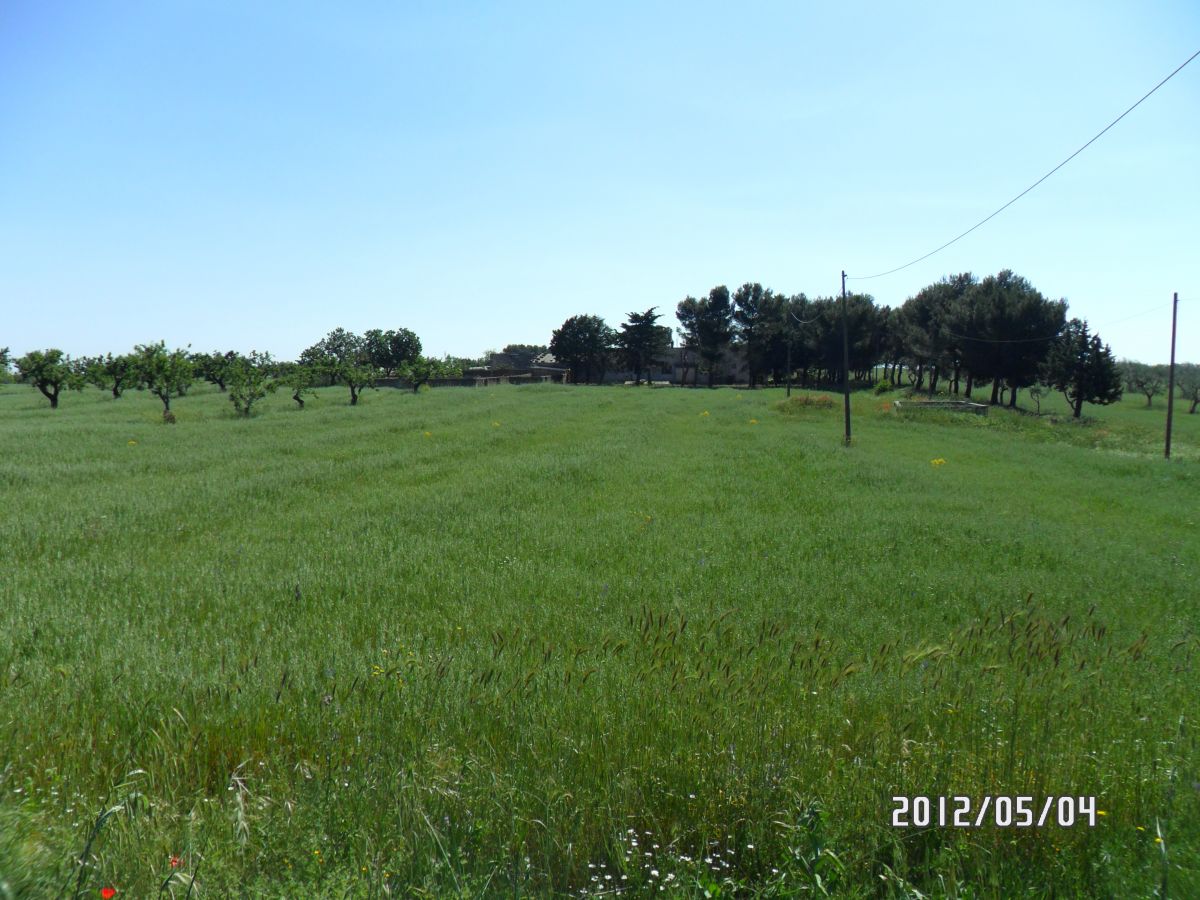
[84, 353, 138, 398]
[1120, 360, 1165, 407]
[301, 328, 379, 402]
[134, 342, 194, 416]
[192, 350, 238, 391]
[1175, 363, 1200, 414]
[226, 352, 278, 417]
[400, 355, 459, 393]
[277, 362, 318, 408]
[15, 349, 84, 408]
[338, 360, 377, 405]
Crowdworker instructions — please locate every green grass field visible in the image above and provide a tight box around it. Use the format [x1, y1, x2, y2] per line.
[1, 382, 1197, 898]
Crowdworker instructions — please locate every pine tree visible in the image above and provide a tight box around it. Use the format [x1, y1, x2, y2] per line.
[617, 308, 671, 386]
[1043, 318, 1122, 418]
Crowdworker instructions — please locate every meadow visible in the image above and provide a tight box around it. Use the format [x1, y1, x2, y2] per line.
[0, 381, 1197, 898]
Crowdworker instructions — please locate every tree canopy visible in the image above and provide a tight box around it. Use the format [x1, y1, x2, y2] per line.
[1120, 360, 1166, 407]
[1043, 318, 1123, 417]
[549, 315, 615, 384]
[133, 342, 195, 413]
[15, 349, 84, 408]
[364, 328, 422, 376]
[617, 308, 672, 386]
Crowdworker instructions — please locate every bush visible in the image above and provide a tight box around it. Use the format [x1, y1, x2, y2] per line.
[774, 394, 835, 415]
[873, 381, 893, 395]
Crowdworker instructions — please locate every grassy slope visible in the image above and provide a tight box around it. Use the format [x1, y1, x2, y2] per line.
[0, 382, 1197, 898]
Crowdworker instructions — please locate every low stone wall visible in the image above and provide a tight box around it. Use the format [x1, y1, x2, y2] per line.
[894, 399, 989, 416]
[376, 377, 476, 390]
[378, 376, 563, 390]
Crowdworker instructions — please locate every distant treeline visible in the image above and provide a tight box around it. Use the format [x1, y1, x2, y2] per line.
[549, 271, 1196, 418]
[2, 271, 1196, 418]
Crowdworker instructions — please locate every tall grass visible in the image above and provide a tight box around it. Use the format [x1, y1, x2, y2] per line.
[0, 382, 1197, 897]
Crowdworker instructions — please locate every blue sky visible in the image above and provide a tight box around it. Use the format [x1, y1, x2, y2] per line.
[2, 1, 1197, 362]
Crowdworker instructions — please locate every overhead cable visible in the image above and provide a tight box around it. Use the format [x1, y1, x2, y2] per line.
[847, 48, 1200, 282]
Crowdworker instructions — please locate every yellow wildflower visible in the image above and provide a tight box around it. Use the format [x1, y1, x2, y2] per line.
[931, 458, 946, 467]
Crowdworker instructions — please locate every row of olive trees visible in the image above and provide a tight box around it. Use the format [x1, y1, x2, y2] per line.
[9, 343, 195, 414]
[297, 327, 462, 402]
[2, 326, 461, 417]
[1116, 359, 1199, 410]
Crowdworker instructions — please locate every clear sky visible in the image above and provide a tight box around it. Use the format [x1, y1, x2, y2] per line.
[2, 1, 1197, 363]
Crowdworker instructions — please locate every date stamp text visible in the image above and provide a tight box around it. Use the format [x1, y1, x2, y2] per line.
[891, 796, 1099, 828]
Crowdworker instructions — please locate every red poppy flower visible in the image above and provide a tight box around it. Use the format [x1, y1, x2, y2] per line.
[100, 889, 116, 900]
[169, 855, 182, 868]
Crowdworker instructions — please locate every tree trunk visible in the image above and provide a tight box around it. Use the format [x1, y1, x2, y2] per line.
[1008, 385, 1018, 408]
[964, 373, 974, 399]
[37, 383, 59, 408]
[990, 380, 1000, 405]
[1190, 397, 1198, 414]
[350, 385, 359, 405]
[1073, 396, 1084, 418]
[292, 391, 305, 408]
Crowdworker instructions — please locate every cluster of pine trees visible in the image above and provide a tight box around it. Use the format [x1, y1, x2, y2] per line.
[549, 270, 1163, 419]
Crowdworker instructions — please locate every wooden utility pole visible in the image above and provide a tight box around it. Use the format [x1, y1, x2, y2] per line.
[841, 270, 851, 445]
[1165, 291, 1179, 459]
[786, 338, 792, 397]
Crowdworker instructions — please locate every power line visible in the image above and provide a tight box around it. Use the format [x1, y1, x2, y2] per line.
[1094, 299, 1177, 329]
[789, 310, 822, 326]
[847, 47, 1200, 282]
[944, 330, 1059, 345]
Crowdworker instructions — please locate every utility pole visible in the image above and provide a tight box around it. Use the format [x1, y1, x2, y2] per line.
[785, 337, 792, 397]
[841, 270, 851, 445]
[1165, 291, 1179, 459]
